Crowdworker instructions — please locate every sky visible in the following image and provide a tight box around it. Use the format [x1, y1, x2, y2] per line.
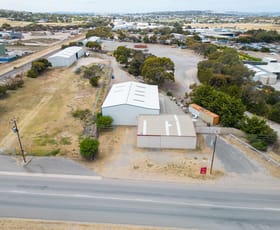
[0, 0, 279, 13]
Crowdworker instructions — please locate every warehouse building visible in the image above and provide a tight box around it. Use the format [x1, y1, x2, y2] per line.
[47, 46, 84, 67]
[245, 64, 278, 85]
[137, 114, 197, 149]
[102, 81, 160, 125]
[189, 104, 219, 126]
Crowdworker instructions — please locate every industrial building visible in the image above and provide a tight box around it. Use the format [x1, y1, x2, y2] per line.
[189, 104, 219, 126]
[137, 115, 197, 149]
[102, 81, 160, 125]
[47, 46, 84, 67]
[82, 36, 101, 46]
[0, 43, 17, 63]
[245, 64, 278, 85]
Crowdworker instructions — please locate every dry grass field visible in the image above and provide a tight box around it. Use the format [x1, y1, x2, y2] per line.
[0, 66, 97, 157]
[0, 18, 30, 27]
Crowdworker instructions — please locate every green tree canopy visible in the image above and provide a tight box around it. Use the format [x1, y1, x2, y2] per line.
[86, 41, 101, 51]
[86, 26, 113, 39]
[268, 102, 280, 123]
[141, 56, 175, 85]
[240, 115, 277, 151]
[113, 46, 131, 65]
[0, 85, 7, 97]
[191, 85, 246, 127]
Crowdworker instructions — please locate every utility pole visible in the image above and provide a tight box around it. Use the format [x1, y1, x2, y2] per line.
[11, 119, 26, 163]
[210, 134, 217, 175]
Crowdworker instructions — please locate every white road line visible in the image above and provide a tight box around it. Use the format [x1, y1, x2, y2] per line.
[0, 171, 102, 180]
[2, 190, 280, 212]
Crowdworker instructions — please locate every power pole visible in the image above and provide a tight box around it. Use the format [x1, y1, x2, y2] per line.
[11, 119, 26, 163]
[210, 134, 217, 175]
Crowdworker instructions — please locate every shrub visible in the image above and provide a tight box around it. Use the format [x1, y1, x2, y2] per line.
[27, 69, 38, 78]
[72, 109, 92, 121]
[167, 91, 173, 97]
[79, 137, 99, 160]
[0, 85, 7, 97]
[90, 76, 99, 87]
[96, 115, 113, 130]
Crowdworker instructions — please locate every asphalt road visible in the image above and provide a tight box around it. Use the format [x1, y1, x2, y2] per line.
[205, 135, 262, 174]
[0, 174, 280, 230]
[102, 40, 203, 96]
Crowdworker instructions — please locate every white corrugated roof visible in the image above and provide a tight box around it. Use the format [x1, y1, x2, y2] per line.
[49, 46, 83, 59]
[138, 115, 196, 137]
[259, 63, 280, 73]
[102, 81, 160, 110]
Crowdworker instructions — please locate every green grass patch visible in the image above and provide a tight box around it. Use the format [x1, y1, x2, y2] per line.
[34, 134, 58, 146]
[60, 137, 71, 145]
[239, 52, 262, 62]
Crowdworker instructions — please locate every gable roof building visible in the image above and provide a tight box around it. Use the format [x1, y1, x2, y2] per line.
[102, 81, 160, 125]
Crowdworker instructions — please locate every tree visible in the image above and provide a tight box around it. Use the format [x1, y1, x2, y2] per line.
[86, 41, 101, 51]
[0, 85, 7, 97]
[86, 26, 113, 39]
[27, 58, 52, 78]
[128, 51, 147, 76]
[96, 115, 113, 130]
[113, 46, 131, 65]
[141, 56, 175, 85]
[191, 85, 246, 127]
[268, 102, 280, 123]
[241, 115, 277, 151]
[116, 30, 126, 41]
[1, 23, 12, 30]
[82, 64, 103, 79]
[79, 137, 99, 160]
[90, 76, 99, 87]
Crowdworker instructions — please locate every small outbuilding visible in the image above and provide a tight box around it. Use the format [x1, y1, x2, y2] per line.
[102, 81, 160, 125]
[189, 104, 219, 126]
[47, 46, 84, 67]
[137, 114, 197, 149]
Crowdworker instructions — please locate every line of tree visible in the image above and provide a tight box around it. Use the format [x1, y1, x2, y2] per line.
[113, 46, 175, 86]
[188, 38, 280, 125]
[187, 38, 278, 151]
[86, 26, 113, 39]
[27, 58, 52, 78]
[235, 29, 280, 43]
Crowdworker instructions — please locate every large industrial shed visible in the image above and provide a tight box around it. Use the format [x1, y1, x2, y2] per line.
[47, 46, 84, 67]
[102, 81, 160, 125]
[137, 115, 197, 149]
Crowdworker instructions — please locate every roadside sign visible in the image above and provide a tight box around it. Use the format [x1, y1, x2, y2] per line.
[200, 167, 207, 175]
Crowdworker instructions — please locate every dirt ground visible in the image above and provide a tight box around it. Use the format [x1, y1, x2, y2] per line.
[0, 59, 101, 157]
[81, 127, 224, 183]
[0, 219, 184, 230]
